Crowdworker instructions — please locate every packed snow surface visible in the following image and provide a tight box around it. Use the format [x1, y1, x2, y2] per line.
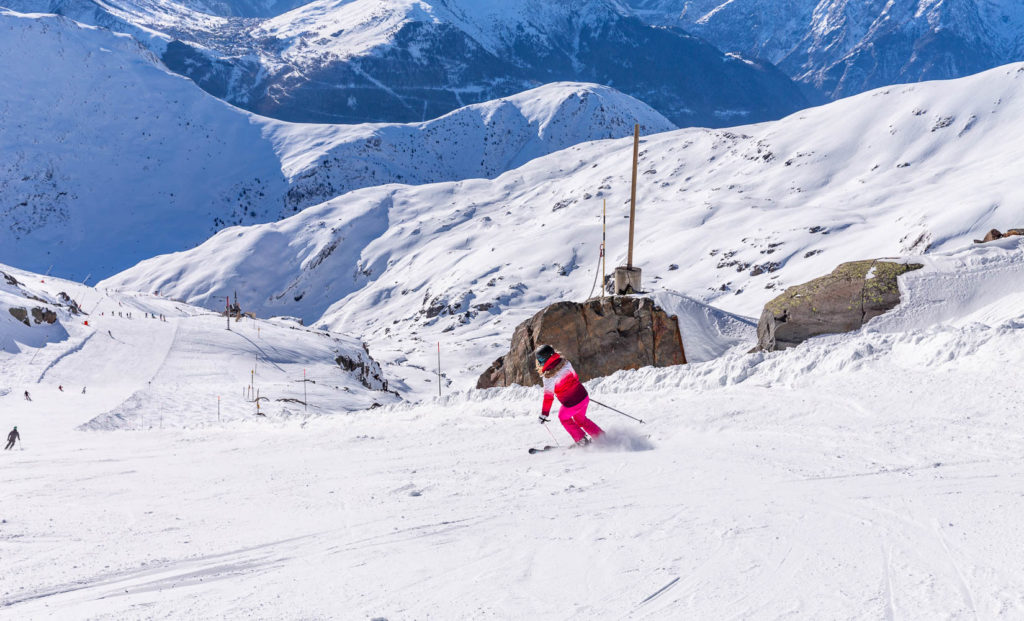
[2, 240, 1024, 618]
[107, 62, 1024, 394]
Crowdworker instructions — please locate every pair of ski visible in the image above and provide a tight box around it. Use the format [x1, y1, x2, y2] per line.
[528, 445, 557, 454]
[528, 443, 588, 454]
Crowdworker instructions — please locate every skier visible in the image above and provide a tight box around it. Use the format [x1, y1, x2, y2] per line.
[58, 385, 64, 392]
[81, 386, 86, 394]
[23, 390, 31, 401]
[535, 344, 604, 446]
[5, 426, 19, 450]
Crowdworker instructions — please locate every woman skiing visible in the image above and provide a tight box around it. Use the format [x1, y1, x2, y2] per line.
[535, 344, 603, 446]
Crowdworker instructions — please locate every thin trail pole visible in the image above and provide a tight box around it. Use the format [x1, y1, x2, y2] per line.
[303, 369, 307, 412]
[590, 398, 645, 424]
[437, 342, 442, 398]
[543, 423, 561, 447]
[218, 396, 221, 423]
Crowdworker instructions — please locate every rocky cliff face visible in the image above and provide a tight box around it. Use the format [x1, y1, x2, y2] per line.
[757, 260, 923, 351]
[477, 296, 686, 389]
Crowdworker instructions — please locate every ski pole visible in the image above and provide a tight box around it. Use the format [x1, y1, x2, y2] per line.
[589, 398, 645, 424]
[543, 421, 561, 447]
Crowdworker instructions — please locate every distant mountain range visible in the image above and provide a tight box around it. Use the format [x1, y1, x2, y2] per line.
[625, 0, 1024, 99]
[3, 0, 809, 126]
[0, 9, 674, 278]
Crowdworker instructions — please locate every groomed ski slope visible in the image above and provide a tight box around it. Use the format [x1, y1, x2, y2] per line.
[1, 239, 1022, 618]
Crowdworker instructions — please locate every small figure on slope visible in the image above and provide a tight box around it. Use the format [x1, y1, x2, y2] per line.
[5, 426, 19, 450]
[23, 390, 31, 401]
[536, 344, 604, 447]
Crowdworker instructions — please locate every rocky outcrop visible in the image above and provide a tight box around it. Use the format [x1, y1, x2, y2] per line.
[9, 307, 29, 326]
[7, 306, 57, 326]
[31, 307, 58, 324]
[974, 228, 1024, 243]
[757, 260, 923, 351]
[2, 271, 21, 286]
[57, 292, 83, 314]
[477, 296, 686, 389]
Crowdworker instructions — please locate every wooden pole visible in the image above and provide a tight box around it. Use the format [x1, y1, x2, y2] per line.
[437, 342, 442, 398]
[303, 369, 307, 411]
[627, 123, 639, 268]
[602, 199, 607, 298]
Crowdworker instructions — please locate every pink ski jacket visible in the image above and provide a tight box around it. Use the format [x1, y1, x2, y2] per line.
[540, 354, 588, 417]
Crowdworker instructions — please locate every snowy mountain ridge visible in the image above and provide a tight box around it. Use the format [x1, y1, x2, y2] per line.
[6, 0, 809, 125]
[105, 62, 1024, 395]
[625, 0, 1024, 99]
[0, 9, 673, 278]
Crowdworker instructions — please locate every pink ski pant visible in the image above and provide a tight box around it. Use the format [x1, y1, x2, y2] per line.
[559, 396, 603, 442]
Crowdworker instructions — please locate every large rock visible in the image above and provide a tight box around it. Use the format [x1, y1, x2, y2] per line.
[6, 305, 57, 326]
[477, 296, 686, 389]
[757, 260, 923, 351]
[974, 228, 1024, 243]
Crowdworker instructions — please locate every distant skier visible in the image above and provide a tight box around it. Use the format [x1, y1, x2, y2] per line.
[5, 426, 19, 450]
[535, 345, 604, 446]
[23, 390, 31, 401]
[58, 385, 63, 392]
[81, 386, 86, 394]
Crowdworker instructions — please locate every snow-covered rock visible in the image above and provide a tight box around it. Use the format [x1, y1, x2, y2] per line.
[105, 63, 1024, 395]
[0, 10, 674, 278]
[0, 269, 74, 353]
[626, 0, 1024, 100]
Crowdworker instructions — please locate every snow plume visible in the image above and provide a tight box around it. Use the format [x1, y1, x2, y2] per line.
[593, 426, 655, 452]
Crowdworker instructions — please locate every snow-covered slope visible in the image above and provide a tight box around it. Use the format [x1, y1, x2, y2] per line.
[2, 236, 1023, 618]
[0, 10, 673, 278]
[626, 0, 1024, 100]
[0, 262, 399, 427]
[0, 9, 295, 276]
[106, 63, 1024, 394]
[0, 268, 75, 353]
[267, 82, 677, 205]
[9, 0, 809, 126]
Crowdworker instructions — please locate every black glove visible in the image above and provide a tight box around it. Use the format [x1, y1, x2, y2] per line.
[538, 414, 550, 424]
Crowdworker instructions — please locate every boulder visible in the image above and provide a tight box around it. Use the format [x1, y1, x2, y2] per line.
[757, 260, 923, 351]
[477, 296, 686, 389]
[30, 307, 58, 324]
[974, 228, 1024, 243]
[8, 307, 29, 326]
